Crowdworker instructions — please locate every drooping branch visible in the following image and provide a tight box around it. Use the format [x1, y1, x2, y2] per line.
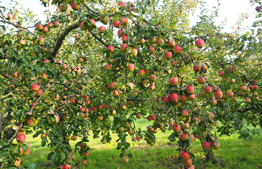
[50, 21, 81, 59]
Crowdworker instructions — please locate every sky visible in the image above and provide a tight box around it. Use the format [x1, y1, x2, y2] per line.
[0, 0, 258, 33]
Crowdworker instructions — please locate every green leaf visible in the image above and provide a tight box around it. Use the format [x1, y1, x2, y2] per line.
[22, 143, 28, 152]
[24, 163, 36, 169]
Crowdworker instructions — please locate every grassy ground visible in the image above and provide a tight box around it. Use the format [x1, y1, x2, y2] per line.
[23, 119, 262, 169]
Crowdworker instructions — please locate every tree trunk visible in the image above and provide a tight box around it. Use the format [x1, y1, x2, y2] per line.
[0, 113, 3, 139]
[206, 149, 217, 163]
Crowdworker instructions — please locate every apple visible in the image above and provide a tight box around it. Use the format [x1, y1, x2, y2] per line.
[104, 64, 112, 71]
[36, 89, 43, 96]
[140, 39, 145, 44]
[82, 160, 87, 165]
[219, 71, 224, 77]
[19, 40, 26, 45]
[23, 147, 30, 156]
[150, 75, 157, 82]
[122, 34, 128, 42]
[241, 86, 246, 91]
[180, 95, 187, 102]
[12, 72, 17, 77]
[119, 127, 124, 132]
[204, 86, 212, 93]
[137, 114, 141, 119]
[54, 21, 60, 27]
[183, 159, 192, 167]
[196, 39, 205, 48]
[127, 63, 135, 71]
[47, 22, 53, 28]
[83, 96, 89, 101]
[41, 133, 46, 139]
[107, 46, 114, 52]
[174, 46, 182, 53]
[149, 46, 155, 53]
[118, 1, 126, 10]
[189, 134, 195, 142]
[131, 48, 138, 56]
[211, 142, 221, 149]
[14, 158, 21, 167]
[138, 69, 145, 76]
[113, 20, 121, 27]
[215, 90, 223, 99]
[100, 14, 109, 24]
[51, 93, 60, 101]
[71, 2, 80, 10]
[87, 19, 96, 31]
[180, 133, 188, 141]
[202, 141, 211, 151]
[123, 157, 129, 163]
[36, 23, 43, 30]
[71, 136, 77, 140]
[172, 124, 181, 133]
[167, 39, 176, 47]
[113, 90, 119, 96]
[181, 152, 190, 160]
[98, 115, 103, 121]
[38, 37, 45, 44]
[193, 65, 201, 72]
[245, 98, 251, 103]
[99, 26, 106, 33]
[170, 77, 179, 86]
[121, 18, 128, 25]
[27, 118, 37, 127]
[31, 84, 39, 91]
[42, 26, 48, 33]
[165, 51, 172, 59]
[54, 115, 60, 123]
[163, 96, 169, 103]
[187, 85, 194, 94]
[170, 93, 178, 102]
[227, 92, 234, 97]
[109, 82, 116, 89]
[16, 134, 26, 144]
[201, 64, 206, 70]
[43, 59, 49, 63]
[182, 110, 189, 116]
[59, 5, 66, 11]
[120, 43, 128, 52]
[209, 99, 217, 106]
[156, 38, 164, 46]
[231, 97, 237, 101]
[198, 77, 205, 84]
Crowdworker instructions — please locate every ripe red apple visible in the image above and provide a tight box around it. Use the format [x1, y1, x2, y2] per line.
[42, 73, 48, 80]
[170, 77, 179, 86]
[180, 133, 188, 141]
[113, 20, 121, 28]
[174, 46, 182, 53]
[127, 63, 135, 71]
[241, 86, 247, 91]
[16, 134, 26, 144]
[180, 95, 187, 102]
[193, 65, 201, 72]
[183, 159, 192, 167]
[38, 37, 45, 44]
[172, 124, 181, 133]
[156, 38, 164, 46]
[138, 69, 145, 76]
[149, 84, 155, 90]
[105, 64, 112, 71]
[82, 160, 87, 165]
[123, 157, 129, 163]
[189, 134, 195, 142]
[163, 96, 169, 103]
[118, 1, 126, 10]
[98, 115, 103, 121]
[27, 118, 37, 127]
[187, 85, 194, 94]
[113, 90, 119, 96]
[107, 46, 114, 52]
[219, 71, 224, 77]
[211, 142, 221, 149]
[122, 34, 128, 42]
[204, 86, 212, 93]
[165, 51, 172, 59]
[36, 24, 43, 30]
[120, 43, 128, 52]
[227, 92, 234, 97]
[23, 147, 30, 156]
[99, 26, 106, 33]
[202, 141, 211, 151]
[182, 110, 189, 116]
[170, 93, 178, 102]
[150, 75, 157, 82]
[198, 77, 205, 84]
[196, 39, 205, 48]
[245, 98, 251, 103]
[215, 90, 223, 99]
[167, 39, 176, 47]
[109, 82, 116, 89]
[31, 84, 39, 91]
[54, 21, 60, 27]
[181, 152, 190, 160]
[42, 26, 48, 33]
[121, 18, 128, 25]
[149, 46, 155, 53]
[36, 89, 43, 96]
[100, 14, 109, 24]
[71, 2, 80, 10]
[137, 114, 141, 119]
[51, 93, 60, 101]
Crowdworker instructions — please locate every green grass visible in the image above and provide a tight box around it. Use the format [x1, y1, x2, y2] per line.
[23, 119, 262, 169]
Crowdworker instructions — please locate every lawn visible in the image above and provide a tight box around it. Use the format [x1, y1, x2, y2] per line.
[23, 119, 262, 169]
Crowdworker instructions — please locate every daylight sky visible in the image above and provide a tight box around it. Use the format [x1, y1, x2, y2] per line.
[0, 0, 258, 33]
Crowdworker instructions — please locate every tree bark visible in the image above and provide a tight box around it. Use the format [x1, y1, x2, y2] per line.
[206, 149, 217, 163]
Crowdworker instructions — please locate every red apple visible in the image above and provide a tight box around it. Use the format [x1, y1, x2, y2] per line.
[196, 39, 204, 48]
[181, 152, 190, 160]
[202, 141, 211, 151]
[170, 77, 179, 86]
[187, 85, 194, 94]
[121, 18, 128, 25]
[170, 93, 178, 102]
[174, 46, 182, 53]
[204, 86, 212, 93]
[31, 84, 39, 91]
[215, 90, 223, 99]
[127, 63, 135, 71]
[16, 134, 26, 144]
[180, 133, 188, 141]
[172, 124, 181, 133]
[165, 51, 172, 59]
